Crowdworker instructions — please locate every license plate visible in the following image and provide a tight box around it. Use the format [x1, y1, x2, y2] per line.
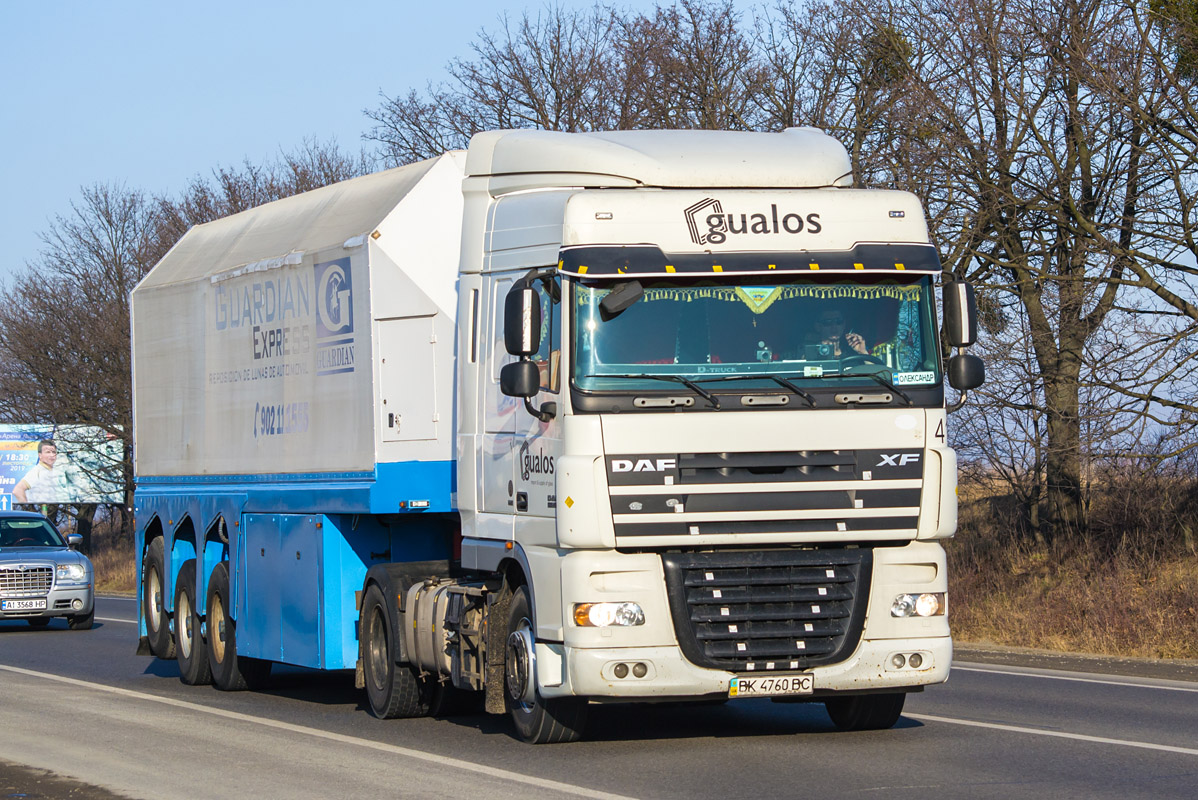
[1, 598, 48, 611]
[730, 673, 814, 698]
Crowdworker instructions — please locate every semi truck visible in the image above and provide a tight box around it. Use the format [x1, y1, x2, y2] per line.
[132, 127, 983, 743]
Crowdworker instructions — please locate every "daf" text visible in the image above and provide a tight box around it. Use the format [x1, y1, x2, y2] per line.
[612, 458, 677, 473]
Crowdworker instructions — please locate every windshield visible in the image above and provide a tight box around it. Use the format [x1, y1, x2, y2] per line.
[572, 275, 941, 396]
[0, 518, 66, 548]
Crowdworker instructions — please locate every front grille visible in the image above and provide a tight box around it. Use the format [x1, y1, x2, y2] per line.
[0, 566, 53, 597]
[662, 548, 871, 672]
[608, 449, 923, 541]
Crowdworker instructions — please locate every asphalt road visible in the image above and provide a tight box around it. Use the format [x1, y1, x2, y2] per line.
[1, 597, 1196, 799]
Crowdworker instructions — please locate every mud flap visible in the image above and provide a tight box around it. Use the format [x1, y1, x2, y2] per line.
[484, 589, 511, 714]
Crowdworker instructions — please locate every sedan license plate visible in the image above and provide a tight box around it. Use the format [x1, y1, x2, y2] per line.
[2, 598, 48, 611]
[730, 673, 814, 698]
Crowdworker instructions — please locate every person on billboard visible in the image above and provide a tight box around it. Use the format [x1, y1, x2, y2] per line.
[13, 440, 70, 504]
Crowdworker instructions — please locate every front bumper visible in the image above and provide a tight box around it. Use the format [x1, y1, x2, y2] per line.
[0, 585, 94, 619]
[539, 634, 951, 699]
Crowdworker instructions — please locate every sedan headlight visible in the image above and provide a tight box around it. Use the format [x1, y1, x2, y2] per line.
[573, 602, 645, 627]
[56, 563, 87, 583]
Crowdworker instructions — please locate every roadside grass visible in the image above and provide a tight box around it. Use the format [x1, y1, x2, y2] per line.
[88, 524, 135, 595]
[948, 479, 1198, 660]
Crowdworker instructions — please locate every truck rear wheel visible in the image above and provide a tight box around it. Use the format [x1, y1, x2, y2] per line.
[505, 585, 587, 744]
[825, 692, 906, 731]
[361, 584, 432, 719]
[143, 537, 175, 659]
[174, 560, 212, 686]
[206, 562, 271, 691]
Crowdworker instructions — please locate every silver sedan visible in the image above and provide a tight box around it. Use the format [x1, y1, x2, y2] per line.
[0, 511, 94, 629]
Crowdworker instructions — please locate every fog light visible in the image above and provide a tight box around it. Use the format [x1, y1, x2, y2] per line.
[573, 602, 645, 627]
[909, 653, 924, 668]
[614, 663, 629, 678]
[890, 653, 906, 669]
[72, 598, 84, 610]
[632, 662, 648, 678]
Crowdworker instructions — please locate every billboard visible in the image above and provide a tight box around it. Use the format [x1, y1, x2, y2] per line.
[0, 425, 123, 509]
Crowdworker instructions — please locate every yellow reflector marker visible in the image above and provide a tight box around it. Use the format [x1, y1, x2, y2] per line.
[557, 259, 563, 269]
[713, 265, 723, 272]
[565, 496, 575, 508]
[809, 263, 819, 270]
[665, 264, 676, 273]
[854, 263, 864, 270]
[895, 263, 906, 270]
[768, 264, 777, 269]
[577, 265, 588, 274]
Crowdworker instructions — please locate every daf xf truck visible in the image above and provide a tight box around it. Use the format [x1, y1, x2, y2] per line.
[132, 127, 983, 743]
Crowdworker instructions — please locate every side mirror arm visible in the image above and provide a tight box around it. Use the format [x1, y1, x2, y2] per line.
[525, 398, 557, 422]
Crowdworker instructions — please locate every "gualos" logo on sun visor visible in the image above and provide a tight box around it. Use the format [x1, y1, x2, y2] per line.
[684, 198, 823, 245]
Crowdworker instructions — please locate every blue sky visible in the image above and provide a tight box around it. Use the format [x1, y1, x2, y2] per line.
[1, 1, 665, 284]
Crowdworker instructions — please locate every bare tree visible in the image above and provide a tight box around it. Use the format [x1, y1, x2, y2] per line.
[367, 5, 622, 164]
[366, 1, 768, 166]
[151, 137, 370, 265]
[0, 184, 158, 540]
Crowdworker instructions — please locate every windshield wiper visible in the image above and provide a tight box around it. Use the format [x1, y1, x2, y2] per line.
[584, 373, 721, 409]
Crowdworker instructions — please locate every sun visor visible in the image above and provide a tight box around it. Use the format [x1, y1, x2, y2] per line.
[557, 243, 943, 278]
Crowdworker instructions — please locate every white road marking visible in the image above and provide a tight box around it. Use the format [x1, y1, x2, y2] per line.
[97, 617, 136, 624]
[906, 712, 1198, 757]
[954, 662, 1198, 693]
[0, 664, 636, 800]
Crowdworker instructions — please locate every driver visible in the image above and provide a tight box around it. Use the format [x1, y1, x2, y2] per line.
[808, 307, 867, 357]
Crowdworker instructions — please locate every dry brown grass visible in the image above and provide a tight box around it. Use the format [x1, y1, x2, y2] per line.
[948, 476, 1198, 660]
[87, 522, 136, 595]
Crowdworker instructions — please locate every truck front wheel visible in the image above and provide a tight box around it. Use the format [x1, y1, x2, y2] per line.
[824, 692, 906, 731]
[504, 585, 587, 744]
[361, 584, 432, 719]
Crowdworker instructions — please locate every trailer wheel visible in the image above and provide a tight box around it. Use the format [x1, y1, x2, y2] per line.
[143, 537, 175, 659]
[361, 584, 432, 719]
[824, 692, 906, 731]
[505, 585, 587, 744]
[206, 562, 271, 691]
[174, 560, 212, 686]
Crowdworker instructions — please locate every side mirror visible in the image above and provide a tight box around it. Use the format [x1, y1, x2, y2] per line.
[943, 281, 978, 348]
[504, 285, 542, 356]
[948, 353, 985, 391]
[500, 360, 540, 398]
[500, 361, 557, 422]
[67, 533, 82, 550]
[599, 280, 644, 321]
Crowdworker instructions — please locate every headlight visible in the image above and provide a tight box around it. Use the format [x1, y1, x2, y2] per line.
[56, 563, 87, 583]
[891, 592, 945, 617]
[573, 602, 645, 627]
